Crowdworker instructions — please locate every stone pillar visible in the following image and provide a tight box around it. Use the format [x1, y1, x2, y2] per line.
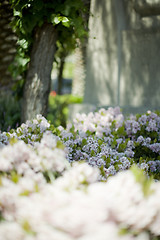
[69, 0, 123, 119]
[71, 45, 85, 97]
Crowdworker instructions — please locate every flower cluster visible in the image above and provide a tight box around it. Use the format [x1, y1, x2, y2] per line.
[3, 114, 52, 146]
[0, 157, 160, 240]
[0, 108, 160, 239]
[1, 108, 160, 180]
[0, 131, 9, 148]
[0, 131, 68, 181]
[71, 107, 124, 136]
[56, 107, 160, 180]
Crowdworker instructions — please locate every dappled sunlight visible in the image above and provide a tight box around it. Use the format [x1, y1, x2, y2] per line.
[84, 0, 160, 115]
[84, 0, 118, 106]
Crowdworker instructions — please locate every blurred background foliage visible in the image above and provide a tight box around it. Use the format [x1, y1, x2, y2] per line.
[0, 92, 83, 132]
[0, 92, 21, 132]
[47, 94, 82, 128]
[0, 46, 83, 132]
[0, 0, 90, 131]
[0, 50, 83, 132]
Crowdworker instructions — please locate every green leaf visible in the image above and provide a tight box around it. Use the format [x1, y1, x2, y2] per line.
[32, 0, 43, 11]
[22, 220, 36, 235]
[111, 138, 117, 148]
[13, 9, 21, 17]
[20, 190, 30, 196]
[117, 125, 126, 136]
[9, 137, 18, 146]
[119, 227, 129, 236]
[99, 165, 106, 177]
[82, 138, 87, 146]
[91, 150, 95, 157]
[131, 165, 154, 197]
[11, 171, 19, 183]
[56, 140, 65, 149]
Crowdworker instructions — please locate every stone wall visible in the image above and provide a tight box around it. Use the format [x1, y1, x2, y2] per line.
[69, 0, 160, 119]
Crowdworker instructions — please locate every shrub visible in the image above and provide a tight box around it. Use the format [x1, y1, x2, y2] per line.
[57, 107, 160, 180]
[47, 94, 83, 128]
[0, 92, 21, 132]
[0, 125, 160, 239]
[0, 108, 160, 239]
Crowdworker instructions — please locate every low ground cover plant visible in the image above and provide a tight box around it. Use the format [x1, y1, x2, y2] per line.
[58, 107, 160, 180]
[0, 107, 160, 239]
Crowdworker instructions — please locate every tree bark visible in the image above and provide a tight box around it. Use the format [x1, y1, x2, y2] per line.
[57, 54, 65, 95]
[21, 23, 57, 122]
[0, 0, 17, 90]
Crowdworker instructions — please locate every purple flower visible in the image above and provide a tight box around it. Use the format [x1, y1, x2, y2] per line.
[148, 161, 157, 172]
[146, 120, 158, 132]
[149, 143, 160, 153]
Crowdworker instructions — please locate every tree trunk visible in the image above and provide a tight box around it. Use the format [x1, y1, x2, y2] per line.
[21, 23, 57, 122]
[0, 0, 17, 90]
[57, 55, 65, 95]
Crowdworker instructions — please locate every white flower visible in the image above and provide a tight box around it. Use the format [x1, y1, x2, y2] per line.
[54, 162, 99, 191]
[78, 223, 131, 240]
[0, 222, 25, 240]
[39, 132, 57, 148]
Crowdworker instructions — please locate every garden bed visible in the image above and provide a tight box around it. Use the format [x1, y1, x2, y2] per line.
[0, 107, 160, 239]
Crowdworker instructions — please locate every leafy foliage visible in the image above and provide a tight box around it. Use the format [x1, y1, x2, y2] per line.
[9, 0, 89, 90]
[0, 93, 82, 132]
[47, 94, 83, 128]
[55, 107, 160, 180]
[0, 92, 21, 132]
